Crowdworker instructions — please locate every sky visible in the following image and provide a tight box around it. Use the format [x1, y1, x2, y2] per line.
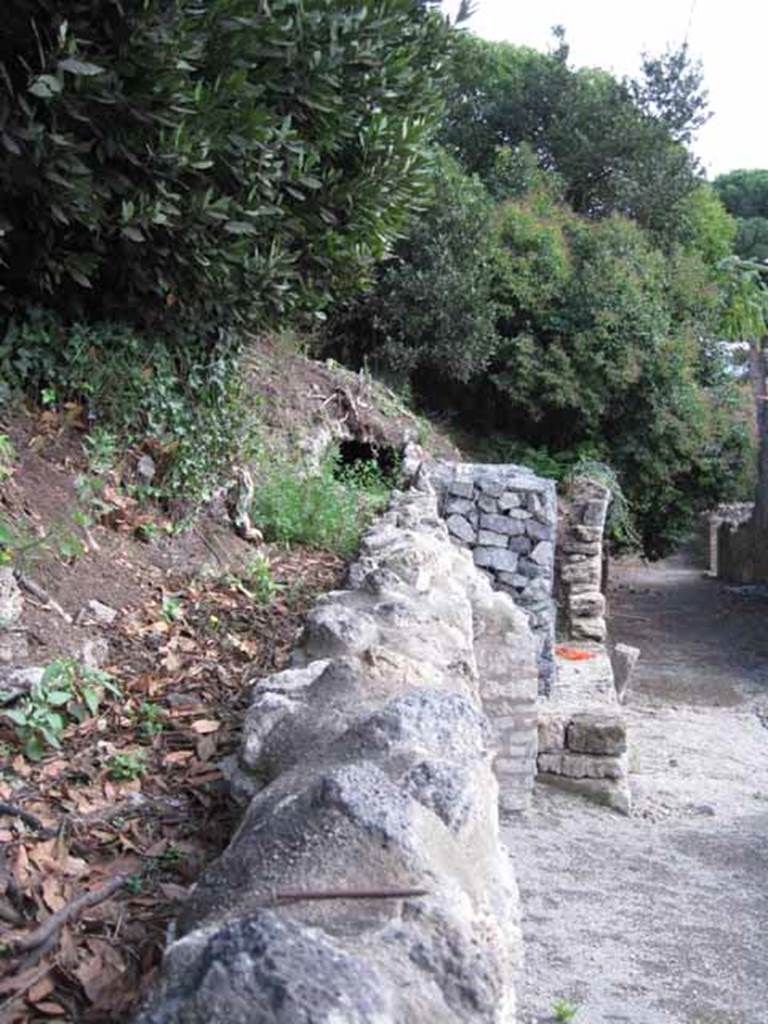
[440, 0, 767, 178]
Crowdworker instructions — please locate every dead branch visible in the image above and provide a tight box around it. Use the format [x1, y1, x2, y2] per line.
[14, 573, 72, 625]
[8, 873, 131, 956]
[0, 802, 48, 833]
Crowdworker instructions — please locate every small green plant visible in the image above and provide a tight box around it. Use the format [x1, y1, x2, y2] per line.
[135, 701, 167, 739]
[251, 448, 391, 557]
[244, 555, 280, 605]
[2, 659, 120, 760]
[552, 998, 580, 1023]
[83, 428, 118, 475]
[106, 750, 147, 781]
[0, 434, 16, 483]
[161, 595, 184, 624]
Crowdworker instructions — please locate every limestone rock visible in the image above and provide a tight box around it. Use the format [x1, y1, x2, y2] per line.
[446, 514, 476, 544]
[477, 529, 510, 547]
[473, 547, 519, 574]
[611, 643, 640, 704]
[537, 713, 565, 753]
[77, 599, 117, 626]
[0, 665, 43, 705]
[566, 712, 627, 756]
[537, 772, 630, 815]
[529, 541, 553, 566]
[134, 911, 395, 1024]
[571, 616, 607, 642]
[538, 750, 625, 780]
[479, 513, 525, 537]
[0, 567, 22, 626]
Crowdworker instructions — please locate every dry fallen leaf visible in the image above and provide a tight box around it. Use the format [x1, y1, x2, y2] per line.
[27, 974, 55, 1004]
[189, 719, 220, 735]
[35, 1000, 67, 1016]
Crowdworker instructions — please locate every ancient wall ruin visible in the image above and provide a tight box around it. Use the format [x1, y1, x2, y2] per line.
[556, 478, 611, 643]
[711, 503, 758, 581]
[421, 461, 557, 696]
[136, 484, 538, 1024]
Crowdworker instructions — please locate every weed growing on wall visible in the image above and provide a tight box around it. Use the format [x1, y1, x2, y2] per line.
[251, 449, 392, 557]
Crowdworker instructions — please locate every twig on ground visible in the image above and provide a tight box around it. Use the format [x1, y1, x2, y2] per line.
[14, 573, 73, 625]
[8, 873, 131, 956]
[0, 801, 48, 833]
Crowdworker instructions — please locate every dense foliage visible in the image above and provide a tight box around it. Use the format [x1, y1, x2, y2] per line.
[325, 34, 754, 556]
[0, 0, 448, 332]
[715, 170, 768, 262]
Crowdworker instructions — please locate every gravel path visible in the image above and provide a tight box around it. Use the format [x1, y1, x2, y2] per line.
[503, 556, 768, 1024]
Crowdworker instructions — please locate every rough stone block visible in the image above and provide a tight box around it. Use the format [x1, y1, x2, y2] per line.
[0, 567, 22, 626]
[446, 514, 476, 544]
[529, 541, 553, 566]
[537, 773, 630, 815]
[477, 479, 505, 497]
[537, 713, 566, 753]
[479, 513, 525, 537]
[537, 751, 625, 780]
[497, 492, 522, 511]
[507, 536, 532, 554]
[448, 479, 475, 499]
[526, 519, 553, 541]
[566, 712, 626, 756]
[581, 499, 609, 528]
[570, 593, 606, 618]
[496, 572, 528, 589]
[611, 643, 640, 704]
[473, 547, 519, 574]
[477, 529, 511, 547]
[445, 498, 474, 516]
[571, 616, 607, 642]
[477, 494, 498, 513]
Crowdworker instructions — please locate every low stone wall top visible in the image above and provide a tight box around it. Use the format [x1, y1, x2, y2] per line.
[136, 486, 537, 1023]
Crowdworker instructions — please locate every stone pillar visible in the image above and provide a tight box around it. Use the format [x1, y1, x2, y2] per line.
[424, 461, 558, 696]
[557, 477, 610, 643]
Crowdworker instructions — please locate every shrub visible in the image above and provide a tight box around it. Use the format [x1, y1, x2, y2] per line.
[251, 449, 391, 556]
[324, 151, 500, 386]
[0, 0, 449, 334]
[0, 312, 259, 513]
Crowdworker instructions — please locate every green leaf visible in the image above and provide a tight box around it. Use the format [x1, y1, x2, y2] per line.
[58, 58, 105, 77]
[3, 707, 29, 726]
[83, 686, 99, 717]
[29, 75, 62, 99]
[45, 690, 72, 707]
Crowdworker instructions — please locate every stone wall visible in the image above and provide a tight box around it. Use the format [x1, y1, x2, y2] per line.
[709, 503, 755, 579]
[419, 460, 557, 696]
[557, 478, 611, 642]
[537, 647, 630, 814]
[136, 484, 538, 1024]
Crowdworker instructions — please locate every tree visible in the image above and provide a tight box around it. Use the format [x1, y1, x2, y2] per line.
[324, 152, 499, 386]
[0, 0, 450, 335]
[714, 169, 768, 262]
[438, 32, 702, 244]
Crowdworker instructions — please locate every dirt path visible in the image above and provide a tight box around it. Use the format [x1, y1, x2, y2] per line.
[503, 556, 768, 1024]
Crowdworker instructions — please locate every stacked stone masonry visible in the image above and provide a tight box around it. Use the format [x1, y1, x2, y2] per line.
[537, 647, 631, 814]
[136, 485, 539, 1024]
[707, 502, 753, 577]
[421, 460, 558, 696]
[557, 478, 611, 643]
